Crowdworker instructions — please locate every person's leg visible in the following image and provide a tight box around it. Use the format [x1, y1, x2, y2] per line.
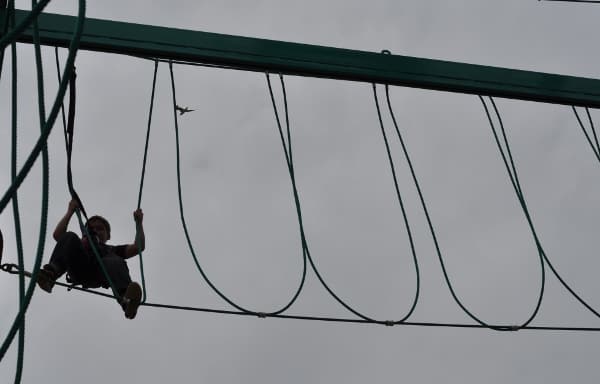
[99, 256, 141, 319]
[100, 255, 132, 296]
[46, 232, 84, 277]
[38, 232, 89, 292]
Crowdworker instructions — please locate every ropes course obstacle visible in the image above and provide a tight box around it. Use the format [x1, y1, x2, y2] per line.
[2, 2, 600, 383]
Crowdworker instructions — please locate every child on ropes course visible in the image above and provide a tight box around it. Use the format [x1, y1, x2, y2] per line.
[37, 199, 145, 319]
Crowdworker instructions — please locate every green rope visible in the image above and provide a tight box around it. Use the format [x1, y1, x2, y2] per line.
[468, 96, 545, 329]
[0, 0, 51, 51]
[572, 106, 600, 163]
[54, 47, 70, 159]
[58, 65, 120, 298]
[134, 59, 159, 303]
[0, 1, 84, 212]
[53, 48, 122, 301]
[373, 83, 420, 321]
[485, 105, 600, 321]
[263, 72, 308, 314]
[72, 210, 120, 299]
[584, 108, 600, 154]
[170, 62, 307, 315]
[295, 81, 422, 323]
[517, 105, 600, 318]
[0, 0, 12, 83]
[0, 0, 86, 362]
[10, 2, 25, 380]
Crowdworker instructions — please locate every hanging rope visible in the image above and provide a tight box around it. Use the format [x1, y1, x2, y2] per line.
[0, 0, 85, 364]
[10, 1, 25, 380]
[55, 48, 145, 301]
[371, 82, 420, 322]
[295, 80, 422, 324]
[0, 0, 12, 83]
[573, 106, 600, 163]
[169, 62, 307, 316]
[404, 94, 548, 331]
[132, 59, 159, 303]
[474, 96, 546, 328]
[59, 58, 121, 299]
[483, 97, 600, 320]
[64, 68, 87, 218]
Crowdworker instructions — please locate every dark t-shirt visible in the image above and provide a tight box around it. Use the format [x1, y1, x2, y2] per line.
[102, 244, 128, 259]
[83, 236, 127, 259]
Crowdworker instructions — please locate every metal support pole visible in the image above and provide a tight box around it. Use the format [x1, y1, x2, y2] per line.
[2, 8, 600, 108]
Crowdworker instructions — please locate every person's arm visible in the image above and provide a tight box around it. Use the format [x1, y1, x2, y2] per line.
[53, 199, 79, 241]
[124, 208, 145, 258]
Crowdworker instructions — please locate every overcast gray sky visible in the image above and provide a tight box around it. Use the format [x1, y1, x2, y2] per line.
[2, 0, 600, 383]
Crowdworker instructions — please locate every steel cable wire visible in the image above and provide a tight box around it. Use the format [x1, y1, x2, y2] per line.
[3, 263, 600, 332]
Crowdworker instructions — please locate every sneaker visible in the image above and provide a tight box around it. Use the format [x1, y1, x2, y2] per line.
[121, 282, 142, 319]
[37, 265, 57, 293]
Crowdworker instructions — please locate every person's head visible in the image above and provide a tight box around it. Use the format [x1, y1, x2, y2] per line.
[85, 215, 111, 244]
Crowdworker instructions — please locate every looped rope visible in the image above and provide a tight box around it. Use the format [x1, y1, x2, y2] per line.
[54, 48, 121, 300]
[65, 67, 88, 219]
[169, 62, 307, 316]
[297, 82, 422, 324]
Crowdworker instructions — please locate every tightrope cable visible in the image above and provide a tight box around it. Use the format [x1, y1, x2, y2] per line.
[3, 263, 600, 332]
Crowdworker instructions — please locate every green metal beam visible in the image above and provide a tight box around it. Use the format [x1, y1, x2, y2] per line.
[4, 8, 600, 108]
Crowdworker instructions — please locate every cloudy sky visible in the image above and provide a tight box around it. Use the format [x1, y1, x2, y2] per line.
[2, 0, 600, 383]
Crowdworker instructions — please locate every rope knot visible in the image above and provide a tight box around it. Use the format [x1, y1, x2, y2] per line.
[384, 320, 395, 327]
[256, 312, 267, 319]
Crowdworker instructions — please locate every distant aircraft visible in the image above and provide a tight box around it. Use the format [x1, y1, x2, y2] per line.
[175, 105, 195, 115]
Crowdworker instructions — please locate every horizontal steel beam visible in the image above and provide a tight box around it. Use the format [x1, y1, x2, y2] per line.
[4, 8, 600, 107]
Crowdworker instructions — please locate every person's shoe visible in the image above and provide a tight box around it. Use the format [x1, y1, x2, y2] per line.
[121, 282, 142, 319]
[36, 265, 57, 293]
